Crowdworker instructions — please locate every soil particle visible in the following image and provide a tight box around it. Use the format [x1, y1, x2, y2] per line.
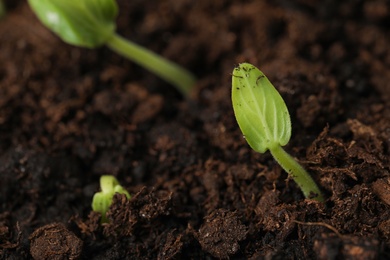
[330, 184, 388, 235]
[156, 230, 183, 260]
[378, 219, 390, 240]
[0, 213, 21, 251]
[105, 188, 173, 237]
[197, 209, 247, 259]
[131, 94, 164, 125]
[29, 223, 83, 260]
[72, 211, 101, 239]
[314, 233, 379, 260]
[372, 177, 390, 206]
[255, 190, 304, 243]
[297, 94, 321, 128]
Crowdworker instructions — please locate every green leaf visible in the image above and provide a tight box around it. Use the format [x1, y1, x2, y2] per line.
[0, 0, 5, 19]
[232, 63, 291, 153]
[28, 0, 118, 48]
[92, 175, 130, 223]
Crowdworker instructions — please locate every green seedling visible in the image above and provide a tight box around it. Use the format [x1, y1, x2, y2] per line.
[92, 175, 131, 223]
[232, 63, 324, 202]
[0, 0, 5, 18]
[27, 0, 196, 96]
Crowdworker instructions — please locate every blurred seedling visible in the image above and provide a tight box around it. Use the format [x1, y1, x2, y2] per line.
[28, 0, 196, 96]
[92, 175, 131, 223]
[231, 63, 324, 202]
[0, 0, 5, 18]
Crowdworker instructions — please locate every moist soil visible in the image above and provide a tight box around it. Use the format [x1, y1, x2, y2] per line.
[1, 1, 390, 259]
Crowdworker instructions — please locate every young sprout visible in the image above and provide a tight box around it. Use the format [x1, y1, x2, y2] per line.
[27, 0, 196, 96]
[92, 175, 131, 223]
[232, 63, 324, 202]
[0, 0, 5, 18]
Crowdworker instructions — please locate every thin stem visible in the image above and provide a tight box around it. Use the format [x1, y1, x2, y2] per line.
[0, 1, 5, 18]
[106, 33, 196, 96]
[269, 145, 324, 202]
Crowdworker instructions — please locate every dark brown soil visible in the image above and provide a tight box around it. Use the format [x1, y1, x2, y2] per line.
[1, 1, 390, 259]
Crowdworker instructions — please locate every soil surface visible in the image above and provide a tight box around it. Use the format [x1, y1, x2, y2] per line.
[1, 0, 390, 259]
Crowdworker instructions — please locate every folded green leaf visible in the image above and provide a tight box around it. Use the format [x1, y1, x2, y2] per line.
[28, 0, 117, 48]
[0, 0, 5, 19]
[28, 0, 196, 96]
[232, 63, 291, 153]
[92, 175, 130, 223]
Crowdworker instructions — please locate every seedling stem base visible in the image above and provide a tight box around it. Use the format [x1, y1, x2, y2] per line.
[269, 145, 324, 202]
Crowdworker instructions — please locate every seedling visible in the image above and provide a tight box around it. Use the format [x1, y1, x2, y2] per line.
[92, 175, 131, 223]
[27, 0, 196, 96]
[0, 0, 5, 18]
[232, 63, 324, 202]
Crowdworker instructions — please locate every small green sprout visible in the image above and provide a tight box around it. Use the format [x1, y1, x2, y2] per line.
[92, 175, 131, 223]
[0, 0, 5, 19]
[232, 63, 324, 202]
[27, 0, 196, 96]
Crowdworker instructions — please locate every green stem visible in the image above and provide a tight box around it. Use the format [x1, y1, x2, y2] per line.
[106, 33, 196, 96]
[0, 1, 5, 18]
[269, 145, 324, 202]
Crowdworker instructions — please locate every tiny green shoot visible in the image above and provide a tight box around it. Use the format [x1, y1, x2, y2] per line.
[27, 0, 196, 96]
[92, 175, 131, 223]
[0, 0, 5, 19]
[231, 63, 324, 202]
